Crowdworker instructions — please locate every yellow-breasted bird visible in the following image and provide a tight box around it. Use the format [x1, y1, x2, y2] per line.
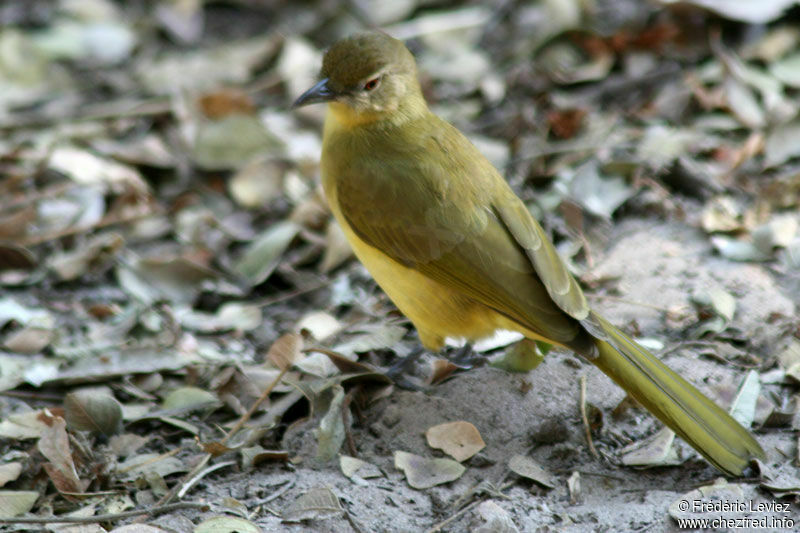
[293, 32, 765, 475]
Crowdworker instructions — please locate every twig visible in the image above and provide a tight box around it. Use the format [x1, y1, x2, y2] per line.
[579, 375, 599, 459]
[221, 365, 289, 445]
[177, 460, 237, 499]
[344, 509, 367, 533]
[0, 390, 64, 402]
[116, 447, 182, 475]
[0, 502, 207, 524]
[252, 478, 295, 505]
[253, 279, 330, 307]
[0, 98, 172, 131]
[19, 204, 163, 247]
[342, 385, 361, 457]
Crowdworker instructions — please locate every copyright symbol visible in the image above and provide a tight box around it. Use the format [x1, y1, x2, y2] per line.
[678, 500, 689, 512]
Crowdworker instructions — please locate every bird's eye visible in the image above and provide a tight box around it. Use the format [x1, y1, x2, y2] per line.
[363, 77, 380, 91]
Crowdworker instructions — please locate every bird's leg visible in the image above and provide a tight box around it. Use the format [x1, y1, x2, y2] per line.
[385, 346, 426, 390]
[446, 342, 485, 368]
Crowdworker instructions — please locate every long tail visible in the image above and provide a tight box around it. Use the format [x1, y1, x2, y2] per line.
[588, 314, 764, 476]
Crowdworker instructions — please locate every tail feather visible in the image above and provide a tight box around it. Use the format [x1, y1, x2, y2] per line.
[589, 315, 764, 476]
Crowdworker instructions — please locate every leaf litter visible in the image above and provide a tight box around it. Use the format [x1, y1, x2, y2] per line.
[0, 0, 796, 531]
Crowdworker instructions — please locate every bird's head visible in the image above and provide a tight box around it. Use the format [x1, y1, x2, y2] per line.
[293, 32, 425, 125]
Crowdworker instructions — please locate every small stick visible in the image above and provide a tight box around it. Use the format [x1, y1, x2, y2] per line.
[579, 375, 599, 459]
[0, 502, 207, 524]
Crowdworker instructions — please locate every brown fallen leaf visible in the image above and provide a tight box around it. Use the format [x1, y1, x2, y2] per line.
[425, 421, 485, 462]
[267, 332, 304, 371]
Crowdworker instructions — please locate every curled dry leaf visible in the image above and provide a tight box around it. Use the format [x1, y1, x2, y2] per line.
[162, 387, 218, 411]
[339, 455, 382, 480]
[297, 311, 341, 342]
[233, 220, 300, 286]
[109, 434, 149, 458]
[116, 453, 187, 481]
[48, 232, 125, 281]
[117, 254, 219, 305]
[176, 302, 262, 333]
[508, 454, 555, 488]
[195, 516, 261, 533]
[315, 385, 346, 462]
[3, 323, 54, 355]
[0, 463, 22, 487]
[37, 415, 87, 494]
[0, 491, 40, 518]
[729, 370, 760, 429]
[394, 450, 466, 489]
[567, 471, 581, 504]
[425, 421, 485, 462]
[282, 487, 342, 523]
[428, 358, 459, 385]
[267, 332, 303, 371]
[475, 500, 520, 533]
[64, 389, 123, 436]
[333, 324, 407, 357]
[320, 220, 353, 273]
[0, 410, 52, 440]
[620, 427, 680, 468]
[48, 146, 148, 192]
[240, 446, 289, 469]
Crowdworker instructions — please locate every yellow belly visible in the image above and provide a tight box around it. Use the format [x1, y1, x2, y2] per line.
[324, 179, 548, 351]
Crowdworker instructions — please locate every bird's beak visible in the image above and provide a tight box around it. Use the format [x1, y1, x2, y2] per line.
[292, 78, 336, 108]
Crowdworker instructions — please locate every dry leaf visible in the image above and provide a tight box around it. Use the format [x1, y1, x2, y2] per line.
[162, 387, 218, 411]
[0, 463, 22, 487]
[37, 415, 87, 494]
[282, 487, 342, 522]
[267, 332, 303, 370]
[315, 385, 346, 462]
[425, 421, 485, 462]
[567, 471, 581, 504]
[428, 358, 459, 385]
[64, 389, 123, 435]
[508, 454, 555, 488]
[394, 451, 466, 489]
[297, 311, 341, 341]
[340, 455, 382, 480]
[0, 491, 39, 518]
[620, 427, 680, 468]
[233, 220, 300, 286]
[195, 516, 260, 533]
[475, 500, 520, 533]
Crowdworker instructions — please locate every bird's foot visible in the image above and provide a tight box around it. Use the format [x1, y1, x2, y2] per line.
[385, 347, 426, 390]
[446, 343, 485, 368]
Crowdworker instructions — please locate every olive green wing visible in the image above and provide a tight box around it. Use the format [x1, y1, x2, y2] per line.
[492, 187, 588, 320]
[334, 121, 585, 345]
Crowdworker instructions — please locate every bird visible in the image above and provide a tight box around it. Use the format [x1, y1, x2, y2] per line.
[293, 31, 765, 475]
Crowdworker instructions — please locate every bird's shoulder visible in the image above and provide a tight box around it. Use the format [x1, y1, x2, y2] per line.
[331, 113, 500, 206]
